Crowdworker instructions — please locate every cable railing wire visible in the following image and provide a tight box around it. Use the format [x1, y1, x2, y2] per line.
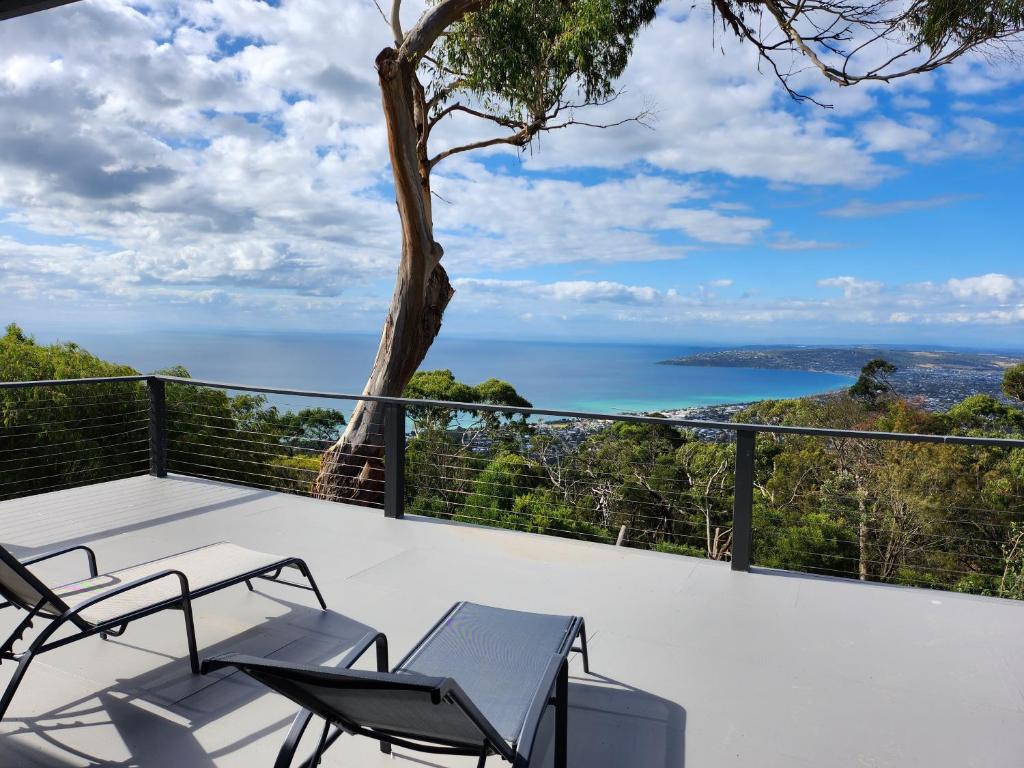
[0, 396, 148, 416]
[0, 426, 150, 454]
[0, 467, 147, 501]
[0, 455, 150, 487]
[4, 374, 1023, 598]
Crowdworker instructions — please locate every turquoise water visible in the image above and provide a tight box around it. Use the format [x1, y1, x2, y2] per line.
[64, 331, 853, 414]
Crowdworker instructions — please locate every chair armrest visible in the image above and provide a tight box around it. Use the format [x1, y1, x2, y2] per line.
[509, 653, 566, 765]
[262, 629, 389, 768]
[22, 545, 98, 577]
[334, 629, 389, 673]
[445, 679, 516, 762]
[0, 545, 100, 612]
[60, 568, 192, 625]
[203, 629, 388, 677]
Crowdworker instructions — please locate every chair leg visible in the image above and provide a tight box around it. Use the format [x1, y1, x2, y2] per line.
[576, 620, 591, 674]
[180, 597, 200, 674]
[100, 623, 128, 641]
[555, 659, 568, 768]
[296, 561, 327, 610]
[310, 720, 331, 766]
[0, 648, 37, 720]
[374, 633, 391, 755]
[476, 749, 489, 768]
[274, 708, 316, 768]
[0, 613, 62, 720]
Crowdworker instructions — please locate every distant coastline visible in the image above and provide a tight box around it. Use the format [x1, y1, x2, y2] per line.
[659, 345, 1021, 411]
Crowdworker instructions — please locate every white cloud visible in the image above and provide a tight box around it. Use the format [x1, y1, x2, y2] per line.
[0, 0, 399, 304]
[942, 55, 1024, 96]
[947, 274, 1022, 303]
[448, 273, 1024, 331]
[0, 0, 1020, 338]
[860, 116, 934, 154]
[454, 278, 665, 305]
[891, 94, 931, 111]
[857, 113, 1001, 163]
[823, 194, 974, 219]
[769, 233, 847, 251]
[430, 171, 769, 271]
[817, 276, 884, 299]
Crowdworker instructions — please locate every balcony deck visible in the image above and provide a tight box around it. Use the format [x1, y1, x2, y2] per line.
[0, 474, 1021, 767]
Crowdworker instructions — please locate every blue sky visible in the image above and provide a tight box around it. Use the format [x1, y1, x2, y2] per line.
[0, 0, 1022, 348]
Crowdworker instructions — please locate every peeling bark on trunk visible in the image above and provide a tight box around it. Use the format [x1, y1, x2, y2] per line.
[312, 47, 453, 504]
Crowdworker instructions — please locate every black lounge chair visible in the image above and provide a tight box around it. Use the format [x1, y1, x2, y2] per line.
[0, 540, 327, 719]
[203, 601, 590, 768]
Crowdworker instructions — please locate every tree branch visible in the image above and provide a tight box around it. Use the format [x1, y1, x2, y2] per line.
[711, 0, 1024, 102]
[544, 106, 657, 132]
[428, 97, 657, 168]
[390, 0, 404, 45]
[429, 133, 529, 168]
[399, 0, 492, 64]
[429, 102, 522, 130]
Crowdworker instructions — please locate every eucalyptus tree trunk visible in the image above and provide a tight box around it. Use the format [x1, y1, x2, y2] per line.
[312, 45, 453, 503]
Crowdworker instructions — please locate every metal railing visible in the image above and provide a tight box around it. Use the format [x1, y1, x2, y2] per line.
[2, 374, 1023, 592]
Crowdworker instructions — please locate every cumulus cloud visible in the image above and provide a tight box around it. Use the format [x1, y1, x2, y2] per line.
[0, 0, 399, 306]
[817, 276, 884, 299]
[454, 278, 666, 305]
[855, 112, 1000, 164]
[947, 274, 1022, 303]
[448, 273, 1024, 332]
[860, 115, 935, 154]
[430, 171, 768, 271]
[507, 3, 887, 187]
[0, 0, 1020, 338]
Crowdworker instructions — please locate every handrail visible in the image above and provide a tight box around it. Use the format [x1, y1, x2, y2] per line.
[3, 373, 1024, 578]
[0, 375, 149, 389]
[2, 374, 1023, 449]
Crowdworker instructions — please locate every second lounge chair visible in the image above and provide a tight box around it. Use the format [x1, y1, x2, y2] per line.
[203, 601, 590, 768]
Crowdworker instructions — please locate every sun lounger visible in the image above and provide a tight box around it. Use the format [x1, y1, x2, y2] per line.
[0, 540, 326, 718]
[203, 601, 589, 767]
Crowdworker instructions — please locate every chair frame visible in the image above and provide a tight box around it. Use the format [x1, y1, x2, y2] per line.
[206, 601, 591, 768]
[0, 542, 327, 719]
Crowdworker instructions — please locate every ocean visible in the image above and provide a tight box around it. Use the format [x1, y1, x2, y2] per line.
[61, 331, 854, 415]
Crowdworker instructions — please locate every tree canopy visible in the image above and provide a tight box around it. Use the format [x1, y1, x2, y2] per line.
[421, 0, 659, 167]
[1004, 363, 1024, 402]
[849, 358, 898, 403]
[0, 325, 347, 500]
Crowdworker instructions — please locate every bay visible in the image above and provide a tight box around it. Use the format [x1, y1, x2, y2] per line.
[63, 331, 853, 414]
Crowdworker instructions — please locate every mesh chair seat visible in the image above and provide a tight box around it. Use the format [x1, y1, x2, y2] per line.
[397, 602, 576, 742]
[52, 543, 287, 624]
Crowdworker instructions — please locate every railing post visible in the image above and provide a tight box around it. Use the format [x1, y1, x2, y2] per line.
[147, 377, 168, 478]
[384, 403, 406, 519]
[731, 429, 756, 572]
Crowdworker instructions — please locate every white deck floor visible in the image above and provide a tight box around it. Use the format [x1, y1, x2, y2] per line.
[0, 474, 1021, 767]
